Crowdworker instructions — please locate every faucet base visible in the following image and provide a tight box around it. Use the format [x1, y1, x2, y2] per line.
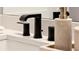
[23, 24, 30, 36]
[34, 35, 42, 38]
[48, 26, 54, 41]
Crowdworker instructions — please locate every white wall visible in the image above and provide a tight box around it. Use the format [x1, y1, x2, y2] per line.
[0, 14, 2, 25]
[3, 7, 59, 19]
[0, 7, 3, 14]
[0, 7, 3, 25]
[69, 7, 79, 22]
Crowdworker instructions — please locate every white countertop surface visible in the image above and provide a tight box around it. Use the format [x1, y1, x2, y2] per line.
[4, 29, 54, 45]
[0, 25, 74, 46]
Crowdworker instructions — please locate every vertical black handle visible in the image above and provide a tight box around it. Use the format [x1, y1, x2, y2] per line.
[17, 22, 30, 36]
[48, 26, 54, 41]
[23, 24, 30, 36]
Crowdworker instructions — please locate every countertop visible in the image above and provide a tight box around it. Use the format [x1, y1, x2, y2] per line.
[4, 29, 54, 46]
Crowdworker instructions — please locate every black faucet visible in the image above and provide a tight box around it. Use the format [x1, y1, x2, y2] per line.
[18, 14, 42, 38]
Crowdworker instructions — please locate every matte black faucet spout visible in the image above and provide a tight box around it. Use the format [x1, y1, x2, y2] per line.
[19, 14, 42, 38]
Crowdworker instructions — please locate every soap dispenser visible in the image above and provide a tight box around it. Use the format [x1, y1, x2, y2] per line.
[55, 7, 72, 51]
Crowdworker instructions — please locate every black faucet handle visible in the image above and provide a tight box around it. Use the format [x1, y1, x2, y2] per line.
[17, 21, 30, 36]
[17, 21, 29, 24]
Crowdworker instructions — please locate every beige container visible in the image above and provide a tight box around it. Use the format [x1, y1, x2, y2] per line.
[55, 18, 72, 51]
[74, 26, 79, 51]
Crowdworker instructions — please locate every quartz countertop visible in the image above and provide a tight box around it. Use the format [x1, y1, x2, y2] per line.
[4, 29, 54, 46]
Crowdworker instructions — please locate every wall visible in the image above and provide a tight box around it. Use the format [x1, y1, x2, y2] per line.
[0, 7, 3, 25]
[0, 7, 3, 14]
[0, 14, 2, 25]
[3, 7, 59, 19]
[69, 7, 79, 22]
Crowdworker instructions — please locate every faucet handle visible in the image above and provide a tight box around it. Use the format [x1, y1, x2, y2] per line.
[17, 21, 30, 36]
[17, 21, 29, 24]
